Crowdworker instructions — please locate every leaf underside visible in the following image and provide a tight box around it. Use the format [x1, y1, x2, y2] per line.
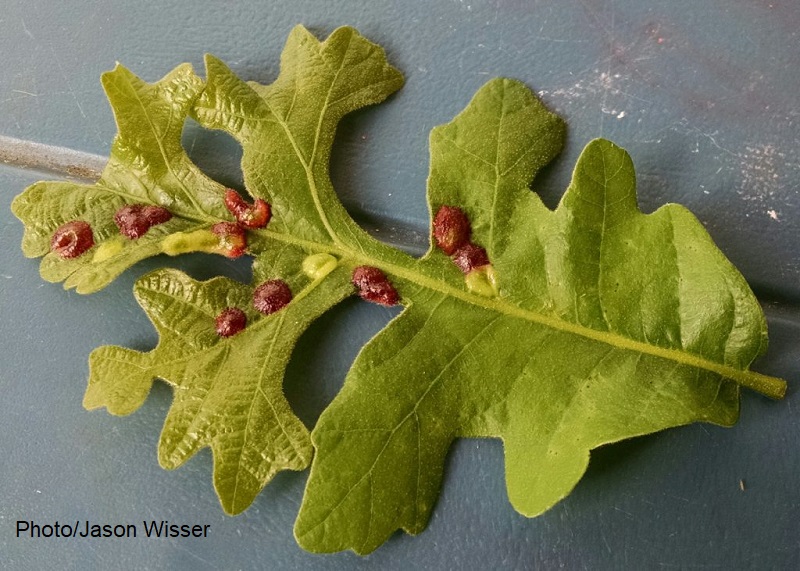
[10, 25, 785, 554]
[292, 79, 778, 554]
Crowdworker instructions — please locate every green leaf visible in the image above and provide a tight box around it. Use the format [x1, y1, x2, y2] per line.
[11, 62, 228, 293]
[293, 80, 783, 554]
[85, 257, 353, 514]
[77, 25, 407, 515]
[192, 24, 405, 254]
[11, 25, 786, 554]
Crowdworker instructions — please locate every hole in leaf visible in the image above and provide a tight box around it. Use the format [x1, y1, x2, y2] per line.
[329, 97, 429, 253]
[181, 118, 245, 191]
[284, 298, 402, 429]
[176, 119, 253, 284]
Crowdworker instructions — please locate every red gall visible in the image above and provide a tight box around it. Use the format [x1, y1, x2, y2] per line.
[50, 220, 94, 258]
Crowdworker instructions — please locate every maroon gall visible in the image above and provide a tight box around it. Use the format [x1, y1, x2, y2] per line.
[351, 266, 399, 307]
[50, 220, 94, 258]
[211, 222, 247, 258]
[433, 205, 471, 255]
[452, 243, 490, 274]
[215, 307, 247, 337]
[224, 188, 271, 229]
[114, 204, 173, 239]
[253, 279, 292, 315]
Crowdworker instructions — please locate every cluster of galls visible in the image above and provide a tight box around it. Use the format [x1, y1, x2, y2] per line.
[214, 264, 403, 339]
[47, 188, 279, 339]
[49, 188, 271, 260]
[347, 204, 493, 308]
[432, 205, 490, 273]
[212, 189, 272, 258]
[114, 204, 174, 239]
[164, 189, 270, 259]
[215, 260, 403, 339]
[214, 278, 293, 338]
[50, 204, 175, 259]
[50, 186, 404, 334]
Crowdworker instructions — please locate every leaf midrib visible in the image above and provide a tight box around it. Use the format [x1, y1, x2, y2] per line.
[180, 48, 782, 399]
[258, 227, 785, 399]
[125, 75, 212, 219]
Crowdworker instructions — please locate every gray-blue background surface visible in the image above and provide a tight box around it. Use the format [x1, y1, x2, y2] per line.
[1, 1, 798, 569]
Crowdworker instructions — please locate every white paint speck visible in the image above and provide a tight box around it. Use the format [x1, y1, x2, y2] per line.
[737, 143, 791, 210]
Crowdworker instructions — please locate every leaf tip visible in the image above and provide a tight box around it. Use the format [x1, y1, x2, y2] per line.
[100, 61, 132, 88]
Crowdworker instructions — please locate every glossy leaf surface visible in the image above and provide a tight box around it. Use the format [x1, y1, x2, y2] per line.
[42, 26, 405, 514]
